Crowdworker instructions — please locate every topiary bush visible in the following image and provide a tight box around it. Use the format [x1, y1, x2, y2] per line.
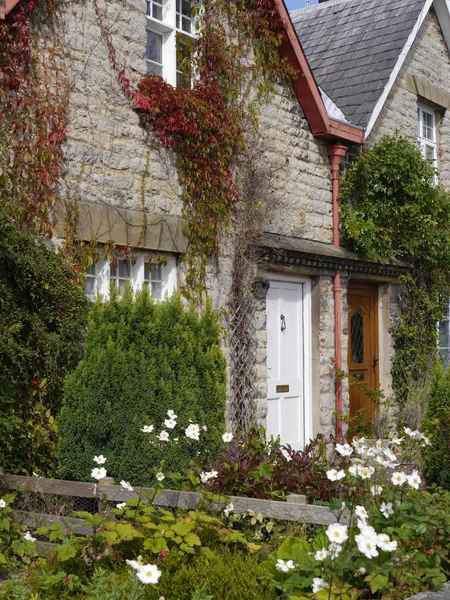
[57, 287, 227, 485]
[421, 361, 450, 489]
[0, 205, 90, 475]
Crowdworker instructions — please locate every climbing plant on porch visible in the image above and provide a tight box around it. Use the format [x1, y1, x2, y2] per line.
[339, 133, 450, 411]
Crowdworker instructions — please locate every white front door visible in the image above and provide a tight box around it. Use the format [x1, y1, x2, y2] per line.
[266, 275, 311, 450]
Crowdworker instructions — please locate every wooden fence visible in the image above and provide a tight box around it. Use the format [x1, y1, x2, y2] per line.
[0, 472, 346, 553]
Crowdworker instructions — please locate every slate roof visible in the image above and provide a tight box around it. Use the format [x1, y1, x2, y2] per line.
[291, 0, 427, 128]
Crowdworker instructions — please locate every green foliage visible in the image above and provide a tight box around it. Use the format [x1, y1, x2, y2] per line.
[340, 133, 450, 404]
[0, 493, 37, 574]
[421, 361, 450, 488]
[57, 288, 226, 485]
[0, 205, 89, 475]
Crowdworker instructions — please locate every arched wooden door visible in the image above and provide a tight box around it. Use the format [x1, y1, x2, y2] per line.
[347, 283, 379, 425]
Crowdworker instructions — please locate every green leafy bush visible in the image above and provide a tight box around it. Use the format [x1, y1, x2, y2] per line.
[58, 288, 226, 485]
[340, 133, 450, 404]
[202, 427, 338, 502]
[0, 206, 89, 475]
[421, 361, 450, 489]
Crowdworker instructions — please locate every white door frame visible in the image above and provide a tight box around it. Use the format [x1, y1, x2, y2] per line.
[265, 272, 313, 447]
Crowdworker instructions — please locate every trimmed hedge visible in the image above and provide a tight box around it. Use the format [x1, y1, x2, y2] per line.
[421, 361, 450, 489]
[58, 287, 227, 485]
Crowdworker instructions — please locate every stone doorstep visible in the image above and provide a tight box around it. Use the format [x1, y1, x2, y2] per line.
[406, 583, 450, 600]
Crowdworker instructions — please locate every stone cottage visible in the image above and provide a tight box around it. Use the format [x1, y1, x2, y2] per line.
[4, 0, 448, 446]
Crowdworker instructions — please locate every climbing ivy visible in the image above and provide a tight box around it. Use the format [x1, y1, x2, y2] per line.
[93, 0, 293, 297]
[340, 133, 450, 405]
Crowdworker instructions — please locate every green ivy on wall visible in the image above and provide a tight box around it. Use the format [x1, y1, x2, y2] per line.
[340, 133, 450, 406]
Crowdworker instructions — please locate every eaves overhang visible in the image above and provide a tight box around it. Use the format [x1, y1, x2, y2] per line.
[273, 0, 365, 145]
[0, 0, 21, 19]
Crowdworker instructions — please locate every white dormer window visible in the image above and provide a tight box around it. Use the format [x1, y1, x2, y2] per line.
[146, 0, 195, 87]
[417, 104, 437, 172]
[84, 252, 177, 301]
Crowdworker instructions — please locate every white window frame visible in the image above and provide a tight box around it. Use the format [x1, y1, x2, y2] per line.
[417, 104, 438, 176]
[84, 252, 177, 301]
[146, 0, 196, 87]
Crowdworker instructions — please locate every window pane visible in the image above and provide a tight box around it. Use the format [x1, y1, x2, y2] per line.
[182, 0, 191, 16]
[182, 16, 191, 33]
[152, 4, 162, 20]
[351, 313, 364, 364]
[147, 62, 163, 76]
[425, 144, 435, 161]
[151, 282, 162, 299]
[146, 30, 162, 64]
[439, 319, 449, 351]
[118, 261, 130, 278]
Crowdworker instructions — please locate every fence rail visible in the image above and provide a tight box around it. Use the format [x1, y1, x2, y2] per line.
[0, 472, 346, 532]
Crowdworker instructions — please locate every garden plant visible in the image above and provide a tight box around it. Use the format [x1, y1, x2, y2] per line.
[2, 418, 450, 599]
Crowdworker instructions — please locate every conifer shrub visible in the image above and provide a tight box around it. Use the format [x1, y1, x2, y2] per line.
[57, 287, 227, 485]
[421, 361, 450, 489]
[0, 206, 89, 475]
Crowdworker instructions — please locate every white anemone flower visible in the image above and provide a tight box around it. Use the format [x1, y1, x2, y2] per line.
[390, 436, 404, 445]
[116, 502, 127, 510]
[167, 410, 177, 419]
[358, 567, 367, 575]
[0, 500, 6, 509]
[275, 559, 295, 572]
[185, 424, 200, 440]
[370, 485, 383, 496]
[404, 427, 415, 437]
[407, 469, 421, 490]
[164, 418, 176, 429]
[156, 472, 165, 482]
[141, 425, 154, 433]
[380, 501, 394, 518]
[136, 564, 162, 584]
[222, 432, 233, 442]
[377, 534, 398, 552]
[335, 443, 353, 457]
[391, 471, 407, 486]
[223, 503, 234, 517]
[314, 548, 329, 561]
[312, 578, 328, 593]
[348, 464, 359, 476]
[326, 523, 348, 544]
[120, 480, 134, 492]
[93, 455, 107, 465]
[420, 434, 432, 446]
[326, 468, 346, 481]
[384, 448, 397, 462]
[359, 465, 374, 479]
[23, 531, 36, 542]
[355, 505, 369, 522]
[91, 467, 107, 480]
[158, 430, 170, 442]
[126, 557, 144, 570]
[328, 542, 342, 560]
[355, 532, 379, 559]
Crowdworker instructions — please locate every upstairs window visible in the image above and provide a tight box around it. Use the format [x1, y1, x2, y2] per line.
[417, 105, 437, 173]
[146, 0, 196, 87]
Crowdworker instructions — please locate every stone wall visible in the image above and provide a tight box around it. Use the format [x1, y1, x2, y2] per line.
[370, 10, 450, 190]
[60, 0, 342, 438]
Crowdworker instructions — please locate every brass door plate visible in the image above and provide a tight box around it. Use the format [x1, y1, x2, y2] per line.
[276, 385, 289, 393]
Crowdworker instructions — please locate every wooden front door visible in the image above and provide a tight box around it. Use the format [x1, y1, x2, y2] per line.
[347, 283, 379, 425]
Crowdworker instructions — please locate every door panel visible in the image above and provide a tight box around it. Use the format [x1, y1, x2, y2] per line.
[266, 278, 310, 450]
[347, 283, 379, 425]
